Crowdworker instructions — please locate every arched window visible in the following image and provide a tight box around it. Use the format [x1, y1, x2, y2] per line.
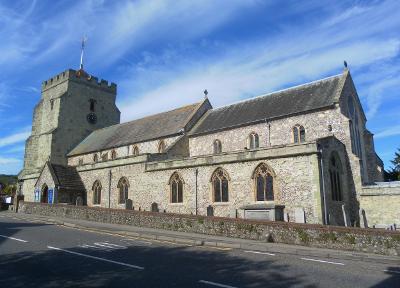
[248, 132, 259, 149]
[158, 140, 166, 153]
[329, 152, 343, 201]
[211, 168, 230, 202]
[41, 184, 48, 203]
[293, 125, 305, 143]
[117, 177, 129, 204]
[93, 154, 99, 163]
[253, 163, 274, 201]
[169, 172, 184, 203]
[110, 150, 117, 160]
[92, 181, 102, 205]
[132, 145, 139, 156]
[213, 139, 222, 154]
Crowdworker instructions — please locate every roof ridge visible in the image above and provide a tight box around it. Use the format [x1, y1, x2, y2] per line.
[211, 73, 343, 112]
[91, 101, 202, 134]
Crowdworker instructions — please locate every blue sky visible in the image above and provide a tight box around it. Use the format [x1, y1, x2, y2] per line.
[0, 0, 399, 175]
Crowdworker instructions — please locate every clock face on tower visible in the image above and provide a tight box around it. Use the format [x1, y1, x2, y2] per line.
[87, 113, 97, 124]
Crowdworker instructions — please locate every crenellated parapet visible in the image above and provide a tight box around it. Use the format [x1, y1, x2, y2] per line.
[41, 69, 117, 93]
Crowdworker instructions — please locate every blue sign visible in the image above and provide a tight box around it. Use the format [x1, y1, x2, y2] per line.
[48, 189, 53, 204]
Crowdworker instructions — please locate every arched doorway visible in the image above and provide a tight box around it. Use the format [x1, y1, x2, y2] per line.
[41, 184, 48, 203]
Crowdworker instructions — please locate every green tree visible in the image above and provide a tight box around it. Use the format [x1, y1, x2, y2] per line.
[385, 148, 400, 181]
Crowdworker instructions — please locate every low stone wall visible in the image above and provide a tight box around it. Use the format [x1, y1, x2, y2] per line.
[19, 201, 400, 256]
[360, 182, 400, 228]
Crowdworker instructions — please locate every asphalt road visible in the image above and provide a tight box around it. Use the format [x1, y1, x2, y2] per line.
[0, 213, 399, 288]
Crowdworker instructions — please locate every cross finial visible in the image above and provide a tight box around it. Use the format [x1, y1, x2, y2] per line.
[203, 89, 208, 98]
[80, 36, 87, 70]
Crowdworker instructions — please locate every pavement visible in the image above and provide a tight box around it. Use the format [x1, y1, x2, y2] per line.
[0, 210, 399, 287]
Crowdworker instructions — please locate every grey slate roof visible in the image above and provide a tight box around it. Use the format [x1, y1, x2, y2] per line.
[190, 72, 347, 136]
[50, 164, 85, 191]
[68, 102, 203, 156]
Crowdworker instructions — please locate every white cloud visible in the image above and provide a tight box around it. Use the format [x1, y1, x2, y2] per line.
[0, 129, 30, 148]
[375, 125, 400, 139]
[0, 157, 20, 165]
[364, 77, 400, 119]
[118, 36, 400, 122]
[0, 157, 22, 175]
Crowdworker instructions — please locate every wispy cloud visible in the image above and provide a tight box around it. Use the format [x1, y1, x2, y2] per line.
[0, 128, 30, 148]
[0, 157, 21, 165]
[375, 125, 400, 139]
[118, 5, 400, 121]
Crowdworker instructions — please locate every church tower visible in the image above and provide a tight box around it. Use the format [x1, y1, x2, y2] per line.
[18, 68, 120, 194]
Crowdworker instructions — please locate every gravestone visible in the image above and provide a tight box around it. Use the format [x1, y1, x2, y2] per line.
[207, 205, 214, 216]
[360, 209, 368, 228]
[294, 208, 306, 223]
[76, 196, 83, 206]
[284, 212, 289, 222]
[125, 199, 133, 210]
[342, 204, 351, 227]
[151, 202, 159, 212]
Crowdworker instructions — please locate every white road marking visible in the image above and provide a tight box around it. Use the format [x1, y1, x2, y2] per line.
[100, 242, 128, 249]
[93, 242, 127, 249]
[300, 257, 345, 266]
[47, 246, 144, 270]
[79, 244, 107, 250]
[384, 269, 400, 274]
[244, 250, 275, 256]
[0, 234, 28, 243]
[199, 280, 238, 288]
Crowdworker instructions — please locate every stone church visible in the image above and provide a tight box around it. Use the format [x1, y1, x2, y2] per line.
[18, 66, 388, 226]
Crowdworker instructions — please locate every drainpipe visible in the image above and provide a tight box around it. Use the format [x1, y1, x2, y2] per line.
[268, 123, 271, 146]
[318, 145, 328, 225]
[195, 168, 199, 215]
[108, 170, 112, 209]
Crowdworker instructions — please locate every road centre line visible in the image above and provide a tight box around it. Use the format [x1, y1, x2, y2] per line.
[47, 246, 144, 270]
[199, 280, 238, 288]
[244, 250, 275, 256]
[0, 234, 28, 243]
[384, 269, 400, 274]
[301, 257, 345, 266]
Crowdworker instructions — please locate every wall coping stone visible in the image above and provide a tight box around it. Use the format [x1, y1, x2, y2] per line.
[20, 201, 398, 235]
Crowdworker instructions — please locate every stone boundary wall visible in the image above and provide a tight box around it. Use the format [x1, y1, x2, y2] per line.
[19, 202, 400, 256]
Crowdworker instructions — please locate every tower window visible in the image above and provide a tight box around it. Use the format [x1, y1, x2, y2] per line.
[89, 99, 96, 112]
[50, 100, 54, 110]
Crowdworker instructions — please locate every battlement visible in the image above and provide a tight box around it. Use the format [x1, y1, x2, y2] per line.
[41, 69, 117, 93]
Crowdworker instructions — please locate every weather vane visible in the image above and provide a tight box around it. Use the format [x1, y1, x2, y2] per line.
[80, 36, 87, 70]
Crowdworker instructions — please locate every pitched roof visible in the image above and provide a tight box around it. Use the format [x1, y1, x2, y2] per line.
[68, 101, 206, 156]
[190, 71, 347, 136]
[50, 164, 85, 191]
